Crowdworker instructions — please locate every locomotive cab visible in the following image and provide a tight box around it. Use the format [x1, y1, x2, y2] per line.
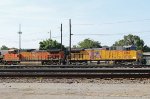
[3, 49, 20, 65]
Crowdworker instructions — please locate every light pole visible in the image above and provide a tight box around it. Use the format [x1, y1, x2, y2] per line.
[18, 24, 22, 60]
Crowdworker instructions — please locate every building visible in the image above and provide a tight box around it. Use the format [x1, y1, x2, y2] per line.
[143, 52, 150, 65]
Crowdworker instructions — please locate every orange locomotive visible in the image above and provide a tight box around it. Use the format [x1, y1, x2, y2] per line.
[3, 49, 65, 65]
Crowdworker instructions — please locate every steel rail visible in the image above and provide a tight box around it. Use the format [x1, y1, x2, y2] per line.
[0, 67, 149, 78]
[0, 68, 150, 72]
[0, 65, 149, 69]
[0, 72, 149, 78]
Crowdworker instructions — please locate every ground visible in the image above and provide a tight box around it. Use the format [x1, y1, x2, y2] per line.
[0, 82, 150, 99]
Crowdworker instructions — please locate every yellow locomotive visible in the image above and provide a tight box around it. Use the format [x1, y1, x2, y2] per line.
[71, 48, 142, 65]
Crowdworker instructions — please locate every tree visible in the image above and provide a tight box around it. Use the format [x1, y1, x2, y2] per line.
[39, 39, 65, 50]
[72, 45, 78, 48]
[143, 45, 150, 52]
[1, 45, 9, 50]
[78, 38, 101, 48]
[113, 34, 144, 50]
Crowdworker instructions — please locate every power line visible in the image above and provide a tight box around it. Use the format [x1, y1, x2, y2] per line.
[1, 30, 150, 43]
[73, 30, 150, 36]
[73, 18, 150, 26]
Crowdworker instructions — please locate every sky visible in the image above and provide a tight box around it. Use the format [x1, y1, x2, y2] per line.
[0, 0, 150, 49]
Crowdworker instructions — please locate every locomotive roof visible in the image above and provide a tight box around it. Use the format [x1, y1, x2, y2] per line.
[47, 49, 62, 52]
[70, 48, 85, 52]
[85, 48, 103, 50]
[21, 49, 36, 52]
[20, 49, 63, 52]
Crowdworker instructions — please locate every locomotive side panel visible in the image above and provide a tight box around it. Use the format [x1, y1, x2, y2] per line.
[71, 50, 89, 61]
[4, 53, 19, 61]
[70, 49, 142, 65]
[20, 51, 65, 65]
[21, 52, 49, 61]
[3, 53, 20, 64]
[101, 50, 140, 60]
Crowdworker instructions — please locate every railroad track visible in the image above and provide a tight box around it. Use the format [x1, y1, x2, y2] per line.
[0, 67, 150, 78]
[0, 65, 149, 69]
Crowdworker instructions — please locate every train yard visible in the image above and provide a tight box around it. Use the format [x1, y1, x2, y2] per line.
[0, 45, 148, 78]
[0, 65, 149, 78]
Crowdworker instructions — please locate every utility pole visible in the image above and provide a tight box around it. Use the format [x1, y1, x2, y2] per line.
[69, 19, 72, 64]
[49, 30, 51, 40]
[48, 30, 51, 50]
[60, 23, 63, 65]
[18, 24, 22, 60]
[61, 23, 63, 51]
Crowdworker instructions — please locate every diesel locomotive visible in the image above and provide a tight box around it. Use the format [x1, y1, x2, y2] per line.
[0, 47, 143, 65]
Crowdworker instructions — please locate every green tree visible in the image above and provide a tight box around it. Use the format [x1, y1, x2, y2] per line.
[143, 45, 150, 52]
[39, 39, 65, 50]
[78, 38, 101, 48]
[113, 34, 144, 50]
[72, 45, 78, 48]
[1, 45, 9, 50]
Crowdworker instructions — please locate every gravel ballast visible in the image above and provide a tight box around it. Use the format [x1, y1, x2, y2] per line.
[0, 77, 150, 84]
